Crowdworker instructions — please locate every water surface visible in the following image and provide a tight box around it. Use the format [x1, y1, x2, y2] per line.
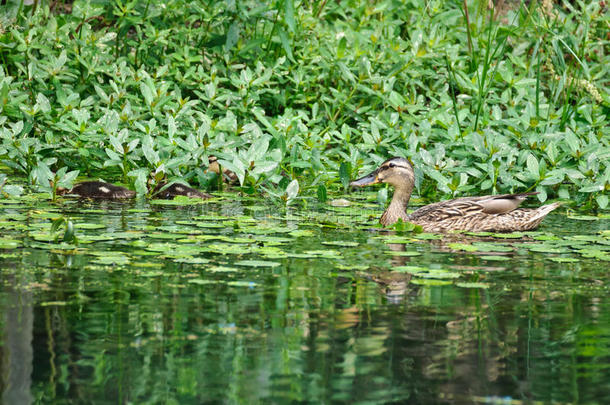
[1, 195, 609, 403]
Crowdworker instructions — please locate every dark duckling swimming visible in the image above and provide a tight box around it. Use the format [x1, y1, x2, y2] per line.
[62, 181, 136, 199]
[150, 182, 211, 199]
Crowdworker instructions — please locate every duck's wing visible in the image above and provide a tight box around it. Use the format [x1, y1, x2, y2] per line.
[408, 192, 539, 222]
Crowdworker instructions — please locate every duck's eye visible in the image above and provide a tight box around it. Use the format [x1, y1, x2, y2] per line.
[389, 163, 395, 168]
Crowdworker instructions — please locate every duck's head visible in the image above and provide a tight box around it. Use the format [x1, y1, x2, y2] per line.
[350, 157, 414, 189]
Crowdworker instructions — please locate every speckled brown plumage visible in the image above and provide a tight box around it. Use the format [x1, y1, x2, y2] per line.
[351, 157, 560, 232]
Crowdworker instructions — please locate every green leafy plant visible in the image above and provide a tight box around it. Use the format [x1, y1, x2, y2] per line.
[50, 215, 78, 244]
[0, 0, 606, 210]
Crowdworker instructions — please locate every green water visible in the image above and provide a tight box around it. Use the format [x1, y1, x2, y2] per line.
[1, 195, 609, 404]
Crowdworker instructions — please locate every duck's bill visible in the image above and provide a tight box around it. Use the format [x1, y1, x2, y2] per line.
[349, 171, 379, 187]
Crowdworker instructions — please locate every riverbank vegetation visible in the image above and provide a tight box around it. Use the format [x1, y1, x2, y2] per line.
[0, 0, 608, 209]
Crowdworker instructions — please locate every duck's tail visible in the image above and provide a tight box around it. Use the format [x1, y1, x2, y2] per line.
[524, 202, 561, 230]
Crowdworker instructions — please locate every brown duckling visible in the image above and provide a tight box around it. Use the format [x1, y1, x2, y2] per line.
[61, 181, 135, 199]
[350, 157, 560, 232]
[207, 155, 239, 184]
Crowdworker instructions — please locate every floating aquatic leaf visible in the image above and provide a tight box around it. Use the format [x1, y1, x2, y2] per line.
[77, 235, 115, 242]
[146, 243, 201, 256]
[40, 301, 68, 306]
[302, 250, 342, 259]
[418, 270, 461, 279]
[75, 223, 106, 230]
[528, 245, 565, 254]
[187, 235, 222, 242]
[410, 279, 452, 286]
[329, 198, 351, 207]
[235, 260, 281, 267]
[448, 243, 478, 252]
[385, 250, 422, 257]
[533, 234, 561, 241]
[0, 221, 26, 230]
[217, 236, 255, 244]
[464, 231, 494, 237]
[413, 233, 443, 240]
[192, 222, 226, 229]
[286, 252, 319, 258]
[139, 271, 164, 277]
[173, 257, 210, 264]
[576, 249, 610, 261]
[0, 238, 21, 249]
[335, 264, 369, 270]
[378, 236, 415, 244]
[392, 266, 430, 274]
[99, 231, 143, 240]
[238, 226, 295, 234]
[192, 215, 231, 221]
[209, 266, 241, 272]
[188, 279, 219, 285]
[321, 241, 359, 247]
[147, 232, 185, 240]
[456, 282, 490, 289]
[202, 243, 254, 255]
[227, 281, 257, 287]
[480, 255, 511, 261]
[149, 196, 215, 205]
[565, 235, 606, 243]
[92, 255, 130, 265]
[471, 242, 513, 253]
[246, 205, 268, 211]
[568, 215, 600, 221]
[30, 211, 63, 219]
[257, 246, 287, 258]
[253, 236, 293, 245]
[492, 232, 525, 239]
[548, 257, 579, 263]
[0, 213, 27, 221]
[29, 232, 55, 242]
[289, 229, 315, 237]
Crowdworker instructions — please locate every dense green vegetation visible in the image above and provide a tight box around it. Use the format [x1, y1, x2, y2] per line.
[0, 0, 608, 208]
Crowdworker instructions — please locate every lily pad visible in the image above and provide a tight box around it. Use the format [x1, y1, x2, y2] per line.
[209, 266, 241, 273]
[321, 241, 359, 247]
[75, 223, 106, 230]
[227, 281, 257, 287]
[385, 250, 422, 257]
[188, 279, 219, 285]
[289, 229, 315, 237]
[456, 282, 490, 289]
[568, 215, 601, 221]
[471, 242, 513, 253]
[448, 243, 479, 252]
[0, 238, 21, 249]
[548, 257, 579, 263]
[234, 260, 281, 267]
[173, 257, 210, 264]
[480, 255, 511, 261]
[410, 279, 452, 286]
[492, 232, 525, 239]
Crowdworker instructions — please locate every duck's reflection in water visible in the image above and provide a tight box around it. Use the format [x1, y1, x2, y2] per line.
[363, 241, 413, 304]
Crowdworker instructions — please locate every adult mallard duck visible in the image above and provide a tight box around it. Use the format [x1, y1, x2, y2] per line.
[62, 181, 136, 199]
[350, 157, 560, 232]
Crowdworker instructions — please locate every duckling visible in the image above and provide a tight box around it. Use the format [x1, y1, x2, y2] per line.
[151, 181, 211, 199]
[350, 157, 560, 232]
[207, 155, 239, 184]
[61, 181, 135, 199]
